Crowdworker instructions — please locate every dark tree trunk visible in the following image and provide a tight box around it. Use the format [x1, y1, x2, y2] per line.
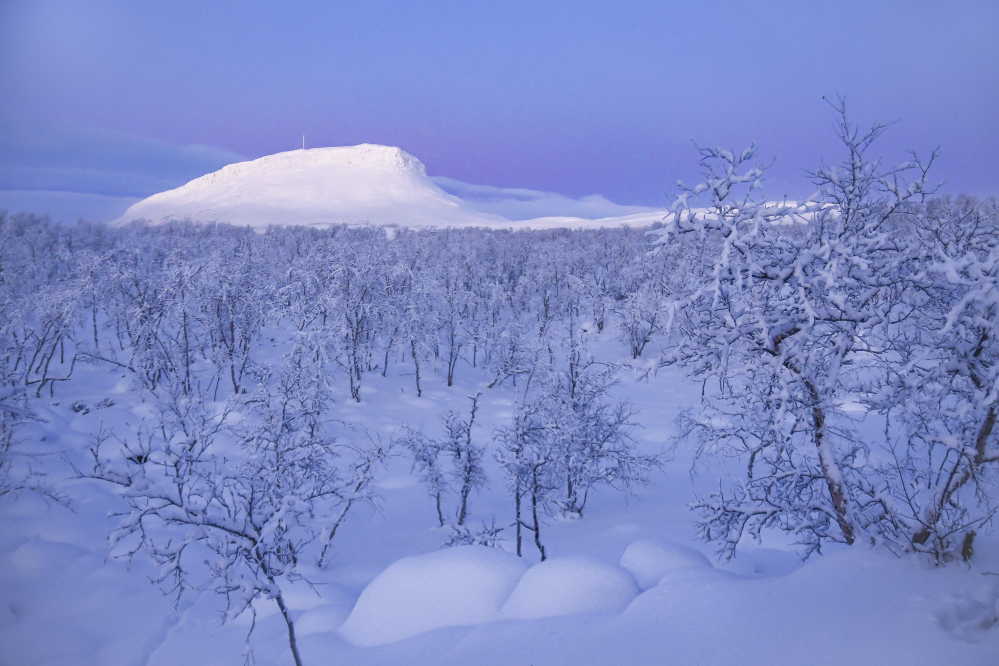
[274, 592, 304, 666]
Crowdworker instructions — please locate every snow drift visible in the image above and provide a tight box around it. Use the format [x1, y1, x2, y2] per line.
[498, 556, 640, 620]
[619, 540, 712, 591]
[338, 545, 529, 646]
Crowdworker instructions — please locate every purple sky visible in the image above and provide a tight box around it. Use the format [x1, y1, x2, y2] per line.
[1, 0, 996, 222]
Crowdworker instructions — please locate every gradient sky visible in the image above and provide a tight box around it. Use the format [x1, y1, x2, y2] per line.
[1, 0, 996, 222]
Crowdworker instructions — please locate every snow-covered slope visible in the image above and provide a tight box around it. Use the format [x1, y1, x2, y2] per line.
[112, 144, 509, 229]
[112, 144, 667, 230]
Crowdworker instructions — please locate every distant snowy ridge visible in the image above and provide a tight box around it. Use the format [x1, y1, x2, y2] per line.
[112, 144, 669, 230]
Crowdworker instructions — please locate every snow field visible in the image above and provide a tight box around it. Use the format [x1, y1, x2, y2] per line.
[2, 353, 999, 665]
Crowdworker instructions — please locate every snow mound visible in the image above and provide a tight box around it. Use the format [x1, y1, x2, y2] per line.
[498, 557, 639, 620]
[935, 584, 999, 643]
[296, 604, 353, 638]
[339, 545, 528, 646]
[619, 540, 712, 590]
[8, 538, 87, 575]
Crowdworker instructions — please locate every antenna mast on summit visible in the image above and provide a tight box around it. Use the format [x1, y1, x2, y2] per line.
[302, 134, 305, 150]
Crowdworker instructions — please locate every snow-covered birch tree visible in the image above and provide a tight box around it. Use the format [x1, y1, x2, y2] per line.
[658, 102, 937, 558]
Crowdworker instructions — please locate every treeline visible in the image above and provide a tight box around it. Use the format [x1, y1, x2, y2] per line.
[0, 215, 669, 403]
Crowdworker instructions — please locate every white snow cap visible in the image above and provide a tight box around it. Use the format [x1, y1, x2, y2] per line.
[498, 556, 640, 620]
[194, 144, 427, 183]
[619, 540, 712, 591]
[339, 545, 529, 646]
[112, 144, 508, 230]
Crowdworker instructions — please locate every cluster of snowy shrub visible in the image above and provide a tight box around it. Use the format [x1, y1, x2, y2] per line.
[1, 106, 997, 664]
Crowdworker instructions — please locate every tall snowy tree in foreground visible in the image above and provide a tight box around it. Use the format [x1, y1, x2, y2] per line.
[657, 102, 941, 559]
[872, 195, 999, 559]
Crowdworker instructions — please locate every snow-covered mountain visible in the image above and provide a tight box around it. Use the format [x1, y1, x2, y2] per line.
[112, 144, 507, 229]
[112, 144, 666, 230]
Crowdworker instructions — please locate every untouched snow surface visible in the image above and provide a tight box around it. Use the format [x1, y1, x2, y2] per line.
[111, 144, 668, 230]
[2, 327, 998, 665]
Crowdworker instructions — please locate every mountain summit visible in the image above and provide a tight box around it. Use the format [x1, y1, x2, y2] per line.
[112, 144, 507, 229]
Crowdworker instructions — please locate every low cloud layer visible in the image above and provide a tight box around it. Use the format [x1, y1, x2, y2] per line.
[0, 121, 245, 222]
[432, 177, 660, 222]
[0, 190, 140, 224]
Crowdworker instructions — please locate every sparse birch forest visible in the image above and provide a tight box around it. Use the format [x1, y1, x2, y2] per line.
[2, 112, 997, 665]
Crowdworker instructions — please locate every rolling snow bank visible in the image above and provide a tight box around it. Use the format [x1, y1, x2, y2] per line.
[619, 540, 712, 591]
[340, 548, 648, 645]
[498, 556, 640, 620]
[339, 545, 529, 646]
